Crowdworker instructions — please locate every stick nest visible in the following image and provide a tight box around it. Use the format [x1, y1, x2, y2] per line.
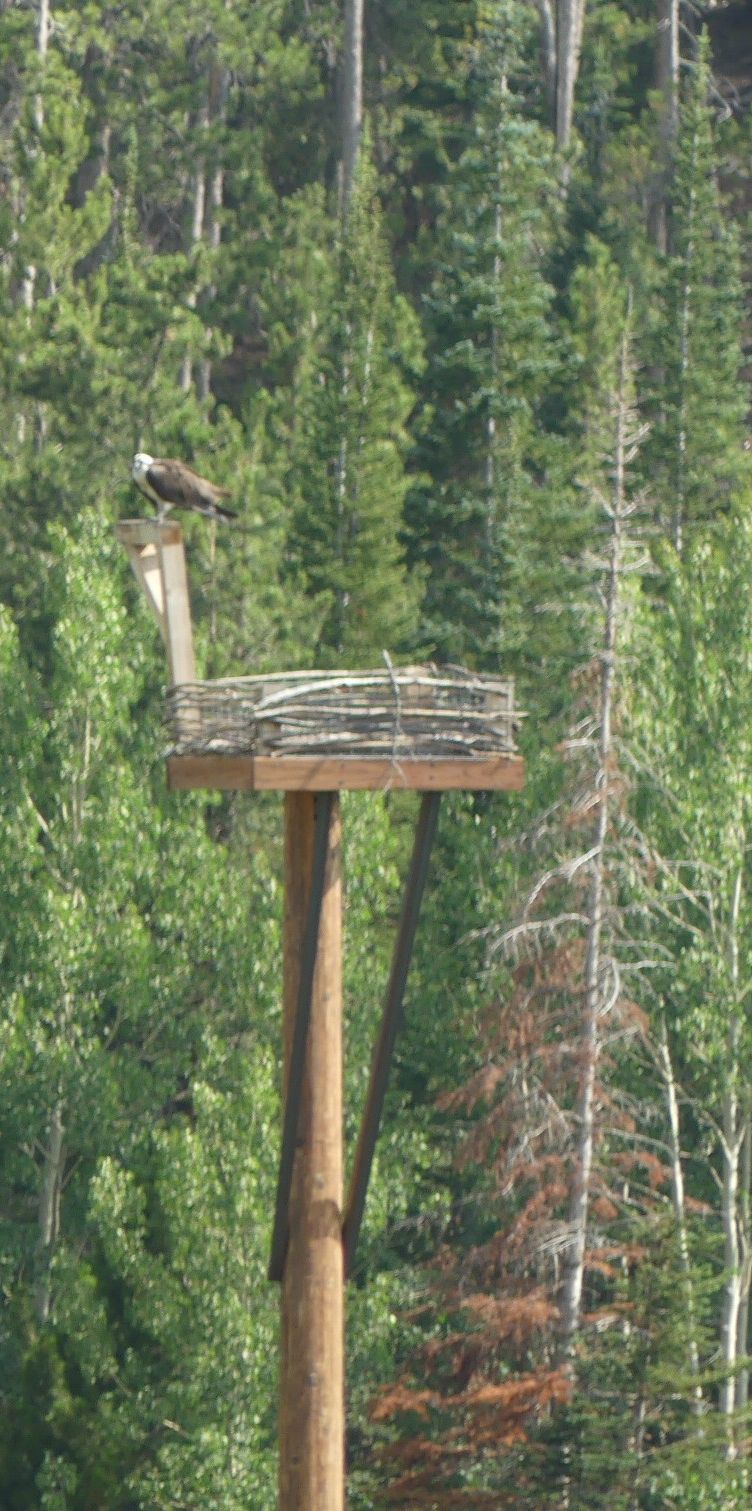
[166, 664, 520, 760]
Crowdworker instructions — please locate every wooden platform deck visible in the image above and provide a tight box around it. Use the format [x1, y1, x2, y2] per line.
[167, 751, 524, 791]
[165, 665, 523, 792]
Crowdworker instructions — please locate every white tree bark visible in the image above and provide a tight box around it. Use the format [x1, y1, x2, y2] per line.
[332, 0, 366, 644]
[719, 864, 749, 1446]
[484, 200, 502, 544]
[182, 57, 227, 399]
[340, 0, 364, 220]
[736, 1108, 751, 1411]
[33, 0, 50, 133]
[672, 120, 699, 553]
[197, 157, 223, 402]
[180, 104, 208, 394]
[20, 0, 50, 317]
[555, 0, 586, 151]
[651, 0, 679, 252]
[35, 1103, 64, 1325]
[532, 0, 557, 129]
[559, 327, 632, 1355]
[656, 1020, 704, 1403]
[17, 0, 52, 442]
[720, 1065, 743, 1434]
[528, 0, 586, 152]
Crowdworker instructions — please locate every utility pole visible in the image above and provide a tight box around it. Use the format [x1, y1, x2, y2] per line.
[279, 793, 344, 1511]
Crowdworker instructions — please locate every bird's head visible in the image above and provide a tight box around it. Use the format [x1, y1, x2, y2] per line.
[132, 452, 154, 482]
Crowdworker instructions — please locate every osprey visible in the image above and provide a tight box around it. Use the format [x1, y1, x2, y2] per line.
[132, 453, 237, 522]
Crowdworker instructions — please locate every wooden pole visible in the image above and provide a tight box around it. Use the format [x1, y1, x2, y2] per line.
[115, 520, 196, 743]
[114, 520, 195, 680]
[279, 792, 344, 1511]
[158, 532, 195, 687]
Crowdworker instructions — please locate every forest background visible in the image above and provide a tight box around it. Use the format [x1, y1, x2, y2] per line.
[2, 0, 752, 1505]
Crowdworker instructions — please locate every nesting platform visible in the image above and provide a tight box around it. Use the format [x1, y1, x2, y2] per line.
[117, 515, 526, 1508]
[116, 518, 523, 791]
[166, 665, 523, 792]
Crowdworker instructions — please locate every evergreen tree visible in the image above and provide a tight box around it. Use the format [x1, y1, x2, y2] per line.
[404, 9, 560, 669]
[288, 140, 423, 665]
[2, 0, 752, 1502]
[644, 42, 749, 550]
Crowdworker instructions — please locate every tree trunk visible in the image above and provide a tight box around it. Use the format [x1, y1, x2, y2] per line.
[484, 199, 501, 548]
[180, 108, 208, 394]
[198, 59, 228, 402]
[529, 0, 586, 149]
[555, 0, 586, 152]
[35, 1103, 64, 1325]
[672, 122, 699, 554]
[197, 158, 223, 402]
[735, 1105, 751, 1412]
[559, 325, 630, 1355]
[657, 1020, 704, 1404]
[182, 57, 227, 398]
[720, 1088, 742, 1436]
[340, 0, 364, 220]
[532, 0, 557, 131]
[17, 0, 52, 442]
[21, 0, 51, 315]
[33, 0, 50, 131]
[650, 0, 679, 252]
[720, 865, 746, 1446]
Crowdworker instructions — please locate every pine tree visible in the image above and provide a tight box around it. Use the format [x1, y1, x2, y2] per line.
[367, 303, 663, 1509]
[288, 140, 423, 666]
[644, 42, 749, 551]
[404, 8, 560, 669]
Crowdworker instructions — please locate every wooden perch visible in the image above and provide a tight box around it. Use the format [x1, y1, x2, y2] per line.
[115, 520, 195, 686]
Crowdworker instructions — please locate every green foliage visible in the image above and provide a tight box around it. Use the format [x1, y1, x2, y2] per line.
[528, 1218, 728, 1510]
[0, 519, 282, 1507]
[288, 142, 423, 664]
[643, 45, 750, 544]
[405, 10, 562, 669]
[1, 0, 752, 1504]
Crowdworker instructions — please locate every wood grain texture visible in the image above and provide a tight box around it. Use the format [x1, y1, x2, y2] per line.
[115, 521, 195, 693]
[159, 537, 196, 687]
[279, 794, 344, 1511]
[115, 518, 183, 546]
[121, 541, 168, 646]
[166, 753, 525, 792]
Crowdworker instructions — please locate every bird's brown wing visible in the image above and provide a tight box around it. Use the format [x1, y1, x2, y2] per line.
[147, 458, 234, 514]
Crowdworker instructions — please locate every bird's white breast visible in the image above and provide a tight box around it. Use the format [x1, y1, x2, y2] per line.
[132, 456, 164, 510]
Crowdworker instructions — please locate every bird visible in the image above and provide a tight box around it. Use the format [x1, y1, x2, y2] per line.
[131, 452, 238, 522]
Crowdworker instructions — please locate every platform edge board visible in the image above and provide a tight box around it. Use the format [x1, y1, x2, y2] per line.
[166, 753, 525, 792]
[115, 519, 184, 547]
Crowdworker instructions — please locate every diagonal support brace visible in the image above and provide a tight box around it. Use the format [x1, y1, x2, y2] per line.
[343, 791, 441, 1276]
[269, 791, 335, 1282]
